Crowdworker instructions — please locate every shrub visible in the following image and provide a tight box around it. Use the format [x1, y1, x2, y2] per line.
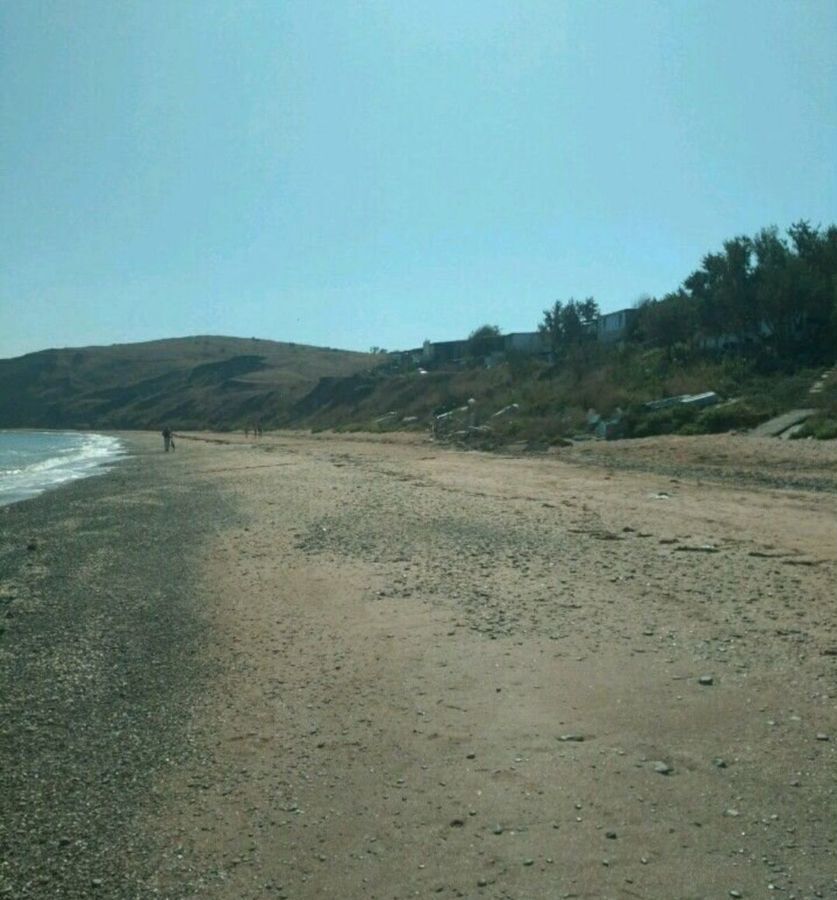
[795, 417, 837, 440]
[626, 403, 699, 438]
[814, 420, 837, 440]
[678, 421, 703, 436]
[695, 402, 766, 432]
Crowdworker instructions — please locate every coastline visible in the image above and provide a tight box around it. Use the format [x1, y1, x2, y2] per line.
[0, 429, 126, 508]
[0, 433, 236, 898]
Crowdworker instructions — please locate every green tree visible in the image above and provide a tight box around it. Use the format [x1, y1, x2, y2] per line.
[684, 236, 756, 341]
[751, 227, 798, 355]
[635, 292, 698, 358]
[466, 324, 503, 359]
[786, 221, 837, 357]
[539, 298, 599, 354]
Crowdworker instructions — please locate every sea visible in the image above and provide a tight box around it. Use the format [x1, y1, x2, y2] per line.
[0, 431, 126, 507]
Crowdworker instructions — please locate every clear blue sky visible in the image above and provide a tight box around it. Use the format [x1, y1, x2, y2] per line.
[2, 0, 835, 358]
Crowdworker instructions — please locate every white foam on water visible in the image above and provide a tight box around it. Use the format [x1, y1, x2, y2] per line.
[0, 431, 126, 506]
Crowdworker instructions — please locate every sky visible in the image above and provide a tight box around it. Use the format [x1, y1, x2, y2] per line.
[1, 0, 836, 358]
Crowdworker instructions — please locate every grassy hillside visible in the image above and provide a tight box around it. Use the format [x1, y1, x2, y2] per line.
[0, 336, 378, 429]
[287, 346, 834, 446]
[4, 334, 832, 442]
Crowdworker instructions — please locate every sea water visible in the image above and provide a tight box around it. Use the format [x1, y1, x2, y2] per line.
[0, 431, 125, 507]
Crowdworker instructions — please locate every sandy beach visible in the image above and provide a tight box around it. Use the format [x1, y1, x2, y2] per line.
[2, 431, 836, 899]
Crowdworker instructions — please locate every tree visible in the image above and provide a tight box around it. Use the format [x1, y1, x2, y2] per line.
[665, 222, 837, 362]
[751, 227, 798, 354]
[539, 298, 599, 354]
[466, 324, 503, 359]
[786, 221, 837, 358]
[635, 292, 698, 357]
[684, 236, 756, 342]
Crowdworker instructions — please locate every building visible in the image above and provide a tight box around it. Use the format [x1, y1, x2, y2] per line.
[421, 339, 469, 364]
[416, 311, 639, 367]
[503, 332, 548, 354]
[597, 308, 638, 343]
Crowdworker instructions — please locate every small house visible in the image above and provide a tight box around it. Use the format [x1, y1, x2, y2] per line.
[597, 308, 638, 343]
[503, 332, 548, 355]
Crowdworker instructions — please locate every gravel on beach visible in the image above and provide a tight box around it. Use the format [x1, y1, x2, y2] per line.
[0, 434, 235, 899]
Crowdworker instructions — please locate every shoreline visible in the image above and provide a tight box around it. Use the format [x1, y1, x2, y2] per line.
[0, 430, 128, 509]
[0, 433, 236, 898]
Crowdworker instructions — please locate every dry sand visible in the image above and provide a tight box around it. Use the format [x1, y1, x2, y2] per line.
[3, 431, 836, 899]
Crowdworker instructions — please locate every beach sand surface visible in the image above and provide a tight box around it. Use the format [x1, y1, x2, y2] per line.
[3, 431, 837, 898]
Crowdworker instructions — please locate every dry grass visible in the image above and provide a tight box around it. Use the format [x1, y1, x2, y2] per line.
[293, 346, 837, 444]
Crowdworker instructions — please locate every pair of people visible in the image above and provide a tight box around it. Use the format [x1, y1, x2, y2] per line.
[161, 426, 176, 452]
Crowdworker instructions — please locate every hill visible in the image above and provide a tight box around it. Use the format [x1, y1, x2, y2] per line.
[287, 347, 837, 447]
[0, 336, 379, 430]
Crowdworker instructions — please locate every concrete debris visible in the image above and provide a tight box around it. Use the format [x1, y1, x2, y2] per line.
[645, 391, 719, 411]
[491, 403, 520, 418]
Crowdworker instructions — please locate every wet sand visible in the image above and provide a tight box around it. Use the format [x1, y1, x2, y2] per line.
[2, 431, 836, 899]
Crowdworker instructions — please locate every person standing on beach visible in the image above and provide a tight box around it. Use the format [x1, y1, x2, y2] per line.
[161, 426, 173, 452]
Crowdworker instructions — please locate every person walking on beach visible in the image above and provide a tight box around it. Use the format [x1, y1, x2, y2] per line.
[162, 426, 173, 452]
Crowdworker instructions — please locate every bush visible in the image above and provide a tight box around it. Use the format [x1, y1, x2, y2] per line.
[626, 403, 700, 438]
[814, 420, 837, 440]
[695, 402, 766, 433]
[812, 376, 837, 419]
[677, 422, 703, 436]
[794, 417, 837, 440]
[624, 399, 768, 437]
